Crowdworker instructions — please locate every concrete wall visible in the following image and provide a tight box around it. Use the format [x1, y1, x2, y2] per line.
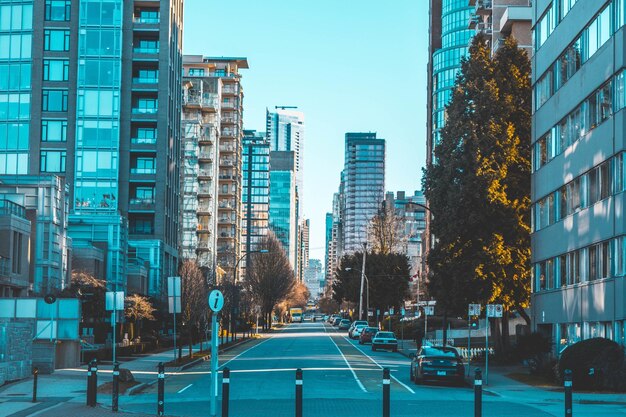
[0, 319, 34, 385]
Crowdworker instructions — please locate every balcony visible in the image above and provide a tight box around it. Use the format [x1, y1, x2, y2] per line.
[0, 199, 26, 219]
[219, 145, 236, 153]
[474, 0, 492, 15]
[219, 174, 235, 180]
[221, 116, 238, 125]
[183, 93, 218, 110]
[129, 198, 155, 211]
[218, 217, 232, 224]
[197, 204, 213, 214]
[198, 151, 214, 160]
[219, 231, 235, 238]
[475, 22, 492, 35]
[222, 85, 238, 95]
[130, 167, 156, 174]
[197, 224, 211, 233]
[133, 16, 160, 24]
[197, 241, 211, 250]
[198, 169, 213, 179]
[198, 184, 213, 195]
[220, 129, 237, 138]
[131, 137, 157, 145]
[218, 200, 234, 209]
[220, 159, 234, 166]
[133, 76, 158, 84]
[132, 107, 158, 115]
[134, 47, 159, 54]
[499, 5, 532, 35]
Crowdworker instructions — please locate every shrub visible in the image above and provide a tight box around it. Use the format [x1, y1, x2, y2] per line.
[558, 338, 625, 391]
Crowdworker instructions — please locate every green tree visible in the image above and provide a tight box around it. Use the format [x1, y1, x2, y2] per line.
[422, 35, 531, 349]
[333, 252, 410, 314]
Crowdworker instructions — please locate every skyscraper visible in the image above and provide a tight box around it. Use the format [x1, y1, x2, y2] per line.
[531, 1, 625, 350]
[182, 57, 248, 283]
[297, 218, 309, 282]
[341, 133, 385, 254]
[266, 107, 305, 197]
[0, 0, 184, 296]
[241, 129, 270, 275]
[269, 151, 297, 269]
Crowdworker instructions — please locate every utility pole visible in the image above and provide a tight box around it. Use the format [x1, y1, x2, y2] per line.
[359, 243, 367, 320]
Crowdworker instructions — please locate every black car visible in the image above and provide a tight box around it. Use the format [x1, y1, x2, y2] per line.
[409, 346, 465, 385]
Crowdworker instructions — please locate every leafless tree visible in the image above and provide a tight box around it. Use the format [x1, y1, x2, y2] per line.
[179, 259, 209, 353]
[368, 202, 406, 255]
[245, 233, 295, 330]
[125, 294, 156, 339]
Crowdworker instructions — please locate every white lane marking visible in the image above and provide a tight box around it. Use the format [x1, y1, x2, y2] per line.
[177, 383, 193, 394]
[328, 333, 367, 392]
[345, 336, 416, 394]
[219, 334, 274, 368]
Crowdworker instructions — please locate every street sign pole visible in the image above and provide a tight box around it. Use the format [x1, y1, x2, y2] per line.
[467, 311, 471, 377]
[208, 289, 224, 417]
[173, 296, 177, 363]
[209, 312, 219, 417]
[485, 315, 489, 385]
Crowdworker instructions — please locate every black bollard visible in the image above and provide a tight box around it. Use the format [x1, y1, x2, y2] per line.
[295, 368, 303, 417]
[383, 368, 390, 417]
[474, 368, 482, 417]
[564, 369, 573, 417]
[86, 361, 92, 406]
[222, 367, 230, 417]
[112, 362, 119, 412]
[32, 367, 38, 403]
[157, 362, 165, 416]
[178, 344, 182, 362]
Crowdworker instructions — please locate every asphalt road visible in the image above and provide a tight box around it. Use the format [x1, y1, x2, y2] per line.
[117, 323, 623, 417]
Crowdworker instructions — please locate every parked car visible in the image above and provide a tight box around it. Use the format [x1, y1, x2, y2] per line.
[338, 319, 351, 330]
[358, 327, 379, 344]
[409, 346, 465, 386]
[323, 315, 329, 321]
[332, 317, 342, 326]
[348, 320, 368, 337]
[371, 331, 398, 352]
[351, 324, 368, 339]
[329, 314, 340, 323]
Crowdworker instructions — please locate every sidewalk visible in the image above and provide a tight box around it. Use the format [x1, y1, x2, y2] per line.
[0, 338, 249, 417]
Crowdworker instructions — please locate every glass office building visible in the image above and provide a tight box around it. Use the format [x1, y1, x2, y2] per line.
[269, 151, 297, 268]
[241, 130, 270, 276]
[341, 133, 385, 254]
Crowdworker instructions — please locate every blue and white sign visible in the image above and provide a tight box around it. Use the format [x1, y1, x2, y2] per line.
[208, 289, 224, 313]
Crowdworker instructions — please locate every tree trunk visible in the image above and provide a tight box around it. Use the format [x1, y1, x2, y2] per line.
[501, 310, 511, 350]
[516, 306, 530, 327]
[442, 310, 448, 346]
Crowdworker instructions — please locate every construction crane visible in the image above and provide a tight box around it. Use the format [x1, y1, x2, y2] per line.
[275, 105, 298, 110]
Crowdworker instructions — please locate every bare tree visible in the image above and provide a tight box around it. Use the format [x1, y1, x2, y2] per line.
[245, 233, 295, 330]
[125, 294, 156, 339]
[368, 202, 406, 255]
[179, 259, 208, 353]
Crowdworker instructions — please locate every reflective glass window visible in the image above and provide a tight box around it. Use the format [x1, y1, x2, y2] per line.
[41, 120, 67, 142]
[42, 89, 68, 112]
[43, 59, 69, 81]
[45, 0, 71, 21]
[44, 30, 70, 51]
[40, 150, 66, 172]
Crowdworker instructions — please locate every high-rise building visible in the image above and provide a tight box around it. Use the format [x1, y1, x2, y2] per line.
[269, 151, 297, 269]
[182, 57, 248, 283]
[266, 107, 305, 199]
[304, 258, 323, 300]
[180, 58, 221, 278]
[341, 133, 385, 254]
[531, 1, 626, 351]
[297, 218, 309, 282]
[0, 0, 184, 296]
[324, 212, 333, 281]
[241, 129, 270, 275]
[469, 1, 532, 55]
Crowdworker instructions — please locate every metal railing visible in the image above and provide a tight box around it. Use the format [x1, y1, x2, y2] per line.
[131, 137, 157, 144]
[0, 199, 26, 218]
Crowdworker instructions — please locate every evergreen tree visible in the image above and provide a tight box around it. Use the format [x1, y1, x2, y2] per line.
[422, 35, 531, 348]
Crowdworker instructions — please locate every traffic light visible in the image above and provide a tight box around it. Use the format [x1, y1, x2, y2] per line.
[470, 316, 479, 329]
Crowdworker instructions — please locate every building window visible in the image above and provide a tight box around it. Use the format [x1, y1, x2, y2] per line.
[44, 0, 71, 21]
[130, 217, 154, 234]
[40, 150, 66, 172]
[43, 59, 69, 81]
[132, 157, 155, 174]
[0, 4, 33, 30]
[41, 120, 67, 142]
[188, 68, 204, 76]
[133, 98, 157, 113]
[12, 231, 22, 274]
[135, 186, 154, 200]
[0, 152, 28, 174]
[44, 29, 70, 52]
[42, 89, 68, 112]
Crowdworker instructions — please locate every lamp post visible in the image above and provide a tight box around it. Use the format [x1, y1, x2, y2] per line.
[345, 267, 369, 321]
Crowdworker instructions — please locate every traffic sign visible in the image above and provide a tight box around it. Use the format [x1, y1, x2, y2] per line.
[424, 306, 434, 316]
[389, 308, 394, 315]
[468, 303, 481, 316]
[486, 304, 503, 318]
[208, 289, 224, 312]
[401, 308, 405, 317]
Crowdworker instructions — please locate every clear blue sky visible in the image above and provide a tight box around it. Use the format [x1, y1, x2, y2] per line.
[184, 0, 429, 263]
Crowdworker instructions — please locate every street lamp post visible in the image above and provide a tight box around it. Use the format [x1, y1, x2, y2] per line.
[345, 267, 369, 321]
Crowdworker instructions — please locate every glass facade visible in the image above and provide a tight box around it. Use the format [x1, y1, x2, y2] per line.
[431, 0, 473, 151]
[73, 0, 122, 211]
[242, 130, 270, 261]
[0, 0, 32, 175]
[341, 133, 385, 254]
[269, 166, 296, 267]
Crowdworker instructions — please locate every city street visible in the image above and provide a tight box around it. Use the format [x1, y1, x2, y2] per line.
[107, 323, 623, 417]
